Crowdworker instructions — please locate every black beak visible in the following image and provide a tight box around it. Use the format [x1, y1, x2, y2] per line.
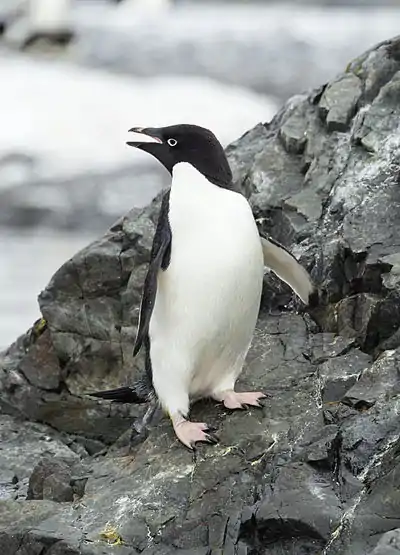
[126, 127, 163, 148]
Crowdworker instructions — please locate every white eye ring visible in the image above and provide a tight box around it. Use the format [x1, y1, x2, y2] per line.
[167, 138, 177, 147]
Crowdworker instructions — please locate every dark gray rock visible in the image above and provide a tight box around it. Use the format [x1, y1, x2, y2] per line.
[27, 457, 73, 502]
[0, 321, 143, 443]
[368, 529, 400, 555]
[2, 36, 400, 555]
[241, 462, 341, 553]
[343, 349, 400, 410]
[0, 415, 79, 502]
[318, 349, 371, 403]
[319, 74, 362, 131]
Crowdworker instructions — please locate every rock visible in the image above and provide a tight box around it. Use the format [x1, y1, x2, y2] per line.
[241, 462, 341, 552]
[2, 36, 400, 555]
[279, 105, 308, 154]
[319, 74, 362, 131]
[368, 529, 400, 555]
[0, 415, 79, 502]
[27, 457, 73, 502]
[317, 349, 371, 404]
[324, 432, 400, 555]
[0, 326, 143, 444]
[343, 349, 400, 410]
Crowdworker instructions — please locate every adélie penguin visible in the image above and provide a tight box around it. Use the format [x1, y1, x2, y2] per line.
[88, 124, 318, 449]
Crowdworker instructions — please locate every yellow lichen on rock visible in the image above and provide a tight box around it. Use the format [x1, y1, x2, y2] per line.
[99, 525, 124, 546]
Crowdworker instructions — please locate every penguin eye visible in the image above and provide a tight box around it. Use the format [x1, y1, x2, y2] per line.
[167, 138, 178, 147]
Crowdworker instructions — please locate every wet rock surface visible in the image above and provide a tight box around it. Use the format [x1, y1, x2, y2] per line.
[2, 37, 400, 554]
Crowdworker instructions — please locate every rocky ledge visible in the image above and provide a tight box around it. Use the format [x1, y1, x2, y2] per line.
[1, 36, 400, 555]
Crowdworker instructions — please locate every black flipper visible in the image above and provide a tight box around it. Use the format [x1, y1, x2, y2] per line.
[133, 190, 172, 357]
[87, 194, 171, 406]
[87, 383, 149, 404]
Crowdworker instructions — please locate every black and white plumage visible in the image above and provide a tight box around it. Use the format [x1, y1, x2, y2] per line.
[88, 124, 317, 449]
[5, 0, 74, 49]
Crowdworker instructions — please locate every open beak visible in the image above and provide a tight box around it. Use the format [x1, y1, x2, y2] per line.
[126, 127, 163, 148]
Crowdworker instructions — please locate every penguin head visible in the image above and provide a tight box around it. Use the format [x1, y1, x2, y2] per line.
[126, 124, 232, 188]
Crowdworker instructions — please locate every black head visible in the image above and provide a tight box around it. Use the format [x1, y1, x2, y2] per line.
[126, 124, 233, 189]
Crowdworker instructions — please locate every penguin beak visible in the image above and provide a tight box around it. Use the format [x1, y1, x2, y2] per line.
[126, 127, 163, 149]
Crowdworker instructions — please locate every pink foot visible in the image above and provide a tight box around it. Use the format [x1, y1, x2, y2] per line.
[173, 420, 219, 450]
[222, 391, 267, 410]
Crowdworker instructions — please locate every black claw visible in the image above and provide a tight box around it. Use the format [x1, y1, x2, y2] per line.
[185, 432, 220, 450]
[205, 433, 219, 445]
[205, 425, 218, 433]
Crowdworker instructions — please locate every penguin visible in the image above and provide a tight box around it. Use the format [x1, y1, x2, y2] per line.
[88, 124, 317, 449]
[4, 0, 74, 49]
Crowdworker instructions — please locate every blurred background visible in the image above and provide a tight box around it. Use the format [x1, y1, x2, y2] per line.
[0, 0, 399, 347]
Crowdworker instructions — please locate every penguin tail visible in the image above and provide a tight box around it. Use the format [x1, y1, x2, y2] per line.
[87, 383, 150, 404]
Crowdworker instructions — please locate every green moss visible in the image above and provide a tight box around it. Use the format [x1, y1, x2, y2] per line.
[29, 317, 48, 344]
[345, 61, 353, 73]
[345, 60, 364, 78]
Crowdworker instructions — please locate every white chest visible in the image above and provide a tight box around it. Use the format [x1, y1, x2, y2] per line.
[151, 163, 263, 399]
[162, 162, 263, 323]
[168, 162, 258, 251]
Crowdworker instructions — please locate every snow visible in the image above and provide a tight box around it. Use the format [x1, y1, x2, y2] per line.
[79, 2, 398, 42]
[71, 3, 400, 102]
[0, 53, 277, 180]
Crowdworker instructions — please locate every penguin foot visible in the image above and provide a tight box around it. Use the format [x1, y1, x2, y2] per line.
[173, 420, 219, 450]
[221, 391, 267, 410]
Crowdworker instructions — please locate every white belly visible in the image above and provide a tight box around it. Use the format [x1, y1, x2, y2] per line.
[149, 163, 263, 406]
